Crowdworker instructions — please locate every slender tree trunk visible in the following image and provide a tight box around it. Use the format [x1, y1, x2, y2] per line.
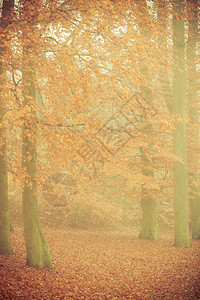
[139, 87, 159, 241]
[139, 141, 159, 240]
[22, 45, 52, 268]
[139, 198, 158, 240]
[173, 0, 190, 247]
[187, 0, 200, 239]
[0, 0, 14, 255]
[157, 1, 173, 113]
[135, 0, 159, 241]
[0, 118, 13, 254]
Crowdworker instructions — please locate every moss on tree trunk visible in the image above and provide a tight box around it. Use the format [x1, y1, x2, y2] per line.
[173, 0, 190, 248]
[0, 0, 14, 255]
[139, 150, 159, 241]
[139, 198, 159, 241]
[187, 0, 200, 240]
[0, 144, 13, 254]
[23, 185, 52, 267]
[0, 72, 13, 255]
[139, 85, 159, 241]
[137, 0, 159, 242]
[190, 197, 200, 239]
[22, 45, 52, 268]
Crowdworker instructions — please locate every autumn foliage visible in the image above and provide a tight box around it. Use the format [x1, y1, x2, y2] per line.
[0, 0, 200, 295]
[3, 0, 178, 210]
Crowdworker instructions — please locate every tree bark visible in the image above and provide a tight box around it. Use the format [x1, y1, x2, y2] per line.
[139, 143, 159, 241]
[0, 0, 14, 255]
[173, 0, 190, 247]
[0, 127, 13, 254]
[22, 44, 52, 268]
[139, 198, 159, 240]
[187, 0, 200, 239]
[138, 85, 159, 241]
[136, 1, 159, 241]
[157, 0, 173, 113]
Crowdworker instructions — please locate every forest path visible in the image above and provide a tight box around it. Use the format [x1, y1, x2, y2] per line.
[0, 226, 200, 299]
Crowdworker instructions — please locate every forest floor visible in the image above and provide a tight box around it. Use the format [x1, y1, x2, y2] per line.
[0, 225, 200, 299]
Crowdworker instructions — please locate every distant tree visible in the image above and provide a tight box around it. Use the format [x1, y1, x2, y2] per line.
[138, 0, 159, 241]
[187, 0, 200, 239]
[173, 0, 190, 247]
[157, 0, 173, 113]
[0, 0, 14, 255]
[139, 88, 159, 241]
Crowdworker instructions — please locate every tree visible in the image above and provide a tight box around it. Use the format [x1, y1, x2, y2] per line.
[137, 0, 159, 241]
[67, 1, 173, 239]
[173, 0, 190, 247]
[187, 0, 200, 239]
[0, 0, 14, 255]
[157, 0, 173, 113]
[139, 89, 159, 241]
[1, 0, 196, 256]
[21, 0, 52, 268]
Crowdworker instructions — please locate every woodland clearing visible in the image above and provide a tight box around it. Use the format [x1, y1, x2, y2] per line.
[0, 225, 200, 299]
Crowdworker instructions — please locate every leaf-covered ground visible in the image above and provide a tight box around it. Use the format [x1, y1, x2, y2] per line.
[0, 226, 200, 299]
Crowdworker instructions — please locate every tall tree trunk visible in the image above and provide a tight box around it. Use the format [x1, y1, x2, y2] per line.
[0, 0, 14, 255]
[139, 198, 158, 240]
[139, 161, 159, 241]
[139, 87, 159, 241]
[187, 0, 200, 239]
[137, 1, 159, 241]
[173, 0, 190, 247]
[157, 0, 173, 113]
[0, 112, 13, 254]
[22, 43, 52, 267]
